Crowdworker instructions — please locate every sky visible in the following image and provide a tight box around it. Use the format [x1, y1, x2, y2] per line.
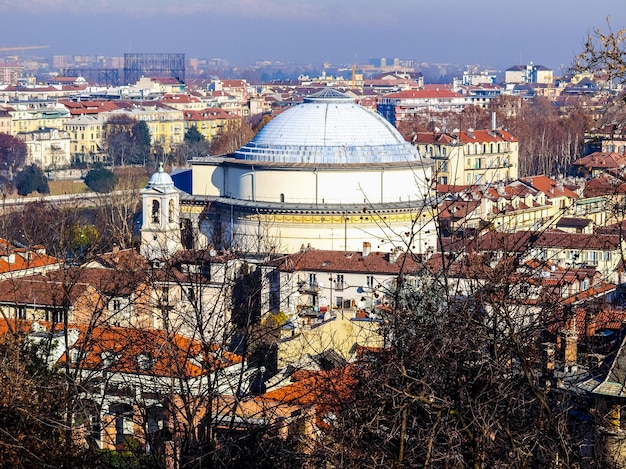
[1, 0, 625, 71]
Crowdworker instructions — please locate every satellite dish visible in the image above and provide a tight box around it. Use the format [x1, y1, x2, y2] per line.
[209, 249, 217, 257]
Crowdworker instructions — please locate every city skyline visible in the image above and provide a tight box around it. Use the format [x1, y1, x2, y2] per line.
[0, 0, 625, 71]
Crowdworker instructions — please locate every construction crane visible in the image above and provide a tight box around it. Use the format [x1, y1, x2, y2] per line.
[0, 45, 49, 53]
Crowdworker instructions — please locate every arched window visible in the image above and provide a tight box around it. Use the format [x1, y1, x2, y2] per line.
[152, 200, 160, 223]
[280, 193, 285, 203]
[168, 200, 175, 223]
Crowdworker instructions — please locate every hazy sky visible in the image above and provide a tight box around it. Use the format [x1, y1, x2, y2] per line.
[1, 0, 625, 71]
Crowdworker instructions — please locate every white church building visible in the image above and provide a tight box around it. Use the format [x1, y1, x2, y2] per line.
[143, 89, 436, 258]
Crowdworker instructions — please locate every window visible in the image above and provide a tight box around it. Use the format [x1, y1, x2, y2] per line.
[161, 286, 169, 305]
[50, 310, 63, 323]
[186, 286, 196, 303]
[366, 275, 375, 289]
[17, 306, 26, 319]
[168, 200, 175, 223]
[151, 200, 160, 223]
[309, 273, 317, 288]
[334, 274, 344, 290]
[269, 291, 280, 310]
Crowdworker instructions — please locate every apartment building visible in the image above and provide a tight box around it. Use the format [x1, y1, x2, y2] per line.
[414, 128, 519, 185]
[377, 88, 470, 125]
[0, 61, 23, 85]
[183, 108, 240, 142]
[101, 105, 185, 152]
[64, 114, 107, 163]
[7, 101, 70, 135]
[17, 127, 72, 169]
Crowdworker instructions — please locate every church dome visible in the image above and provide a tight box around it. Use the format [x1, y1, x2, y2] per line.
[235, 89, 418, 164]
[147, 162, 175, 190]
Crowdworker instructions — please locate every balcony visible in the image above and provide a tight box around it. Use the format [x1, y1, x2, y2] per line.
[297, 281, 319, 294]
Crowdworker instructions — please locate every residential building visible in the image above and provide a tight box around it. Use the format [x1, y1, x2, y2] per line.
[159, 93, 205, 111]
[0, 105, 11, 135]
[17, 127, 72, 169]
[0, 61, 23, 85]
[414, 127, 519, 186]
[134, 76, 185, 94]
[377, 88, 470, 125]
[182, 108, 240, 143]
[572, 152, 626, 178]
[102, 105, 185, 152]
[504, 63, 553, 84]
[62, 325, 244, 452]
[7, 101, 71, 135]
[63, 114, 107, 164]
[470, 230, 624, 283]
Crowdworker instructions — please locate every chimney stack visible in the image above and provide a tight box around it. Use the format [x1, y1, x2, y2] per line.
[362, 241, 371, 257]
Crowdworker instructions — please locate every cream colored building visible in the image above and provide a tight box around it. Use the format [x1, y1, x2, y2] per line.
[18, 127, 72, 169]
[102, 105, 185, 152]
[64, 114, 107, 163]
[504, 63, 553, 84]
[414, 128, 519, 185]
[181, 89, 436, 255]
[8, 102, 70, 135]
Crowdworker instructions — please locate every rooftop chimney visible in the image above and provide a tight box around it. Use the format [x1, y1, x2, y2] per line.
[362, 242, 371, 257]
[491, 111, 497, 131]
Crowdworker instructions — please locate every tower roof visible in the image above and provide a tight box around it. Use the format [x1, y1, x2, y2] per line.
[146, 162, 175, 192]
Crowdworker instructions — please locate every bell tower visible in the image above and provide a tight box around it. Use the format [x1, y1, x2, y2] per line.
[140, 163, 182, 260]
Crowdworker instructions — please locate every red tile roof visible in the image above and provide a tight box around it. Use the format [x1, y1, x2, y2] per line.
[62, 325, 241, 377]
[271, 248, 424, 275]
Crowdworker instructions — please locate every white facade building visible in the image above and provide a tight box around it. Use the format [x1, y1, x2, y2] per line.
[180, 89, 437, 255]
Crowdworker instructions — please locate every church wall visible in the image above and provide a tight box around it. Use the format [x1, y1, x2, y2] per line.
[219, 164, 432, 205]
[229, 212, 438, 254]
[191, 163, 222, 197]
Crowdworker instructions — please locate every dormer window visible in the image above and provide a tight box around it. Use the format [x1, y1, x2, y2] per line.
[137, 354, 155, 371]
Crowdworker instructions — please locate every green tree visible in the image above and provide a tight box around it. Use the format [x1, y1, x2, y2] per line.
[0, 132, 27, 185]
[85, 166, 119, 193]
[184, 125, 204, 144]
[14, 164, 49, 196]
[105, 115, 152, 167]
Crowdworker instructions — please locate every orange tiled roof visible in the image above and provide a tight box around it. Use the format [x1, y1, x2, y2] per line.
[573, 152, 626, 170]
[522, 175, 579, 199]
[62, 325, 241, 377]
[183, 108, 236, 121]
[272, 248, 424, 276]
